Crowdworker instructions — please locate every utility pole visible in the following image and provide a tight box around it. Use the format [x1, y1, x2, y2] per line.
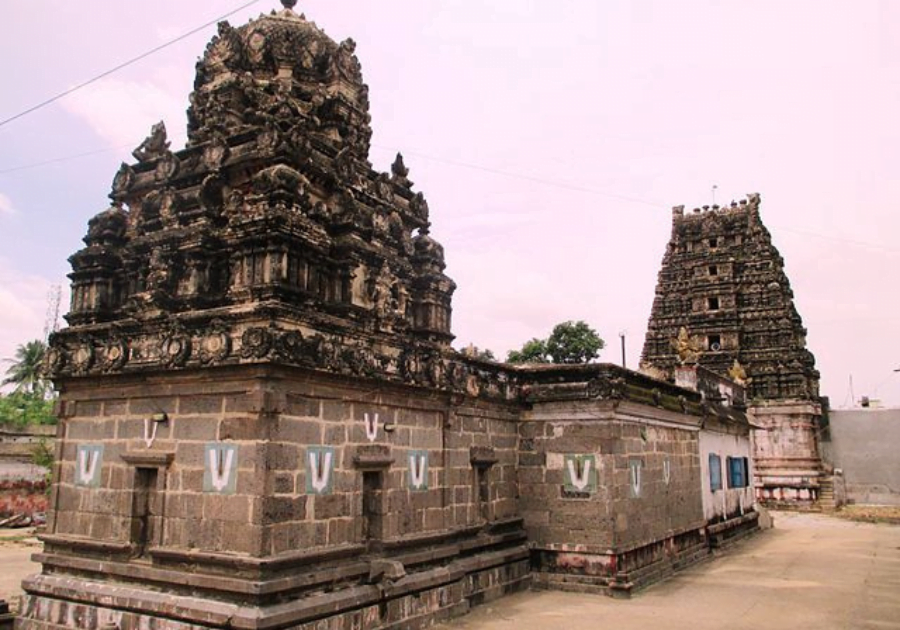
[619, 331, 626, 369]
[43, 284, 61, 342]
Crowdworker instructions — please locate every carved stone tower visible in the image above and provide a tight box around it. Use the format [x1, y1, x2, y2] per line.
[641, 194, 825, 506]
[62, 3, 455, 368]
[22, 5, 531, 629]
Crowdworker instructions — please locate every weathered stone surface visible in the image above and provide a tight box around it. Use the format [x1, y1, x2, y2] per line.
[21, 5, 760, 630]
[641, 195, 819, 400]
[640, 196, 824, 506]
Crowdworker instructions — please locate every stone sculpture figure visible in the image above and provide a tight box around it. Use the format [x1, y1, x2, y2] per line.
[370, 263, 397, 319]
[728, 360, 750, 386]
[132, 121, 170, 162]
[671, 327, 703, 365]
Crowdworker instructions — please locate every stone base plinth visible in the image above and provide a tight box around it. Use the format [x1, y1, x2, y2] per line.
[18, 545, 529, 630]
[531, 524, 711, 598]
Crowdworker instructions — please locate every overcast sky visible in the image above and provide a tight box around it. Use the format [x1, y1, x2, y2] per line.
[1, 0, 898, 407]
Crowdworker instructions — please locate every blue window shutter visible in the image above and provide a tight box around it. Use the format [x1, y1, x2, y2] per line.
[727, 456, 745, 488]
[709, 454, 722, 491]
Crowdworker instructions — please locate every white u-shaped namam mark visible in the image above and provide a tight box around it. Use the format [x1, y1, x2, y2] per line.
[631, 463, 641, 495]
[567, 458, 592, 491]
[143, 418, 159, 448]
[77, 448, 99, 485]
[409, 453, 427, 489]
[364, 413, 379, 442]
[208, 446, 235, 492]
[309, 450, 333, 493]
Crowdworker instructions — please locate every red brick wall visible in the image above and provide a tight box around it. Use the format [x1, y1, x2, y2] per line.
[0, 479, 48, 517]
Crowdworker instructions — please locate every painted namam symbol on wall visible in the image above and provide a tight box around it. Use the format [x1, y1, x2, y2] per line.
[629, 458, 643, 498]
[306, 446, 335, 495]
[76, 444, 104, 487]
[364, 412, 379, 442]
[564, 454, 597, 493]
[408, 450, 429, 491]
[663, 457, 672, 485]
[143, 418, 159, 448]
[203, 443, 238, 494]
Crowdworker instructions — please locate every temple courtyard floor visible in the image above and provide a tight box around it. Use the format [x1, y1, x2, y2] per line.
[439, 511, 900, 630]
[1, 511, 898, 628]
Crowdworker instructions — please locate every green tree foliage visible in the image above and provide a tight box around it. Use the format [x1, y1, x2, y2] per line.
[32, 438, 55, 491]
[474, 348, 496, 361]
[506, 338, 549, 364]
[3, 339, 49, 397]
[1, 339, 57, 427]
[0, 391, 57, 426]
[546, 320, 605, 364]
[507, 321, 604, 364]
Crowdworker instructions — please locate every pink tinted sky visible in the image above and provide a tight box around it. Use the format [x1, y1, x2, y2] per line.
[1, 0, 898, 406]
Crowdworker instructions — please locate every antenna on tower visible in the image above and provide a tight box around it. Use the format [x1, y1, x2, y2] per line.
[43, 284, 62, 342]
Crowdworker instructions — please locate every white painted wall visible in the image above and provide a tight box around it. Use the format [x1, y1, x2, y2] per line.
[699, 429, 755, 521]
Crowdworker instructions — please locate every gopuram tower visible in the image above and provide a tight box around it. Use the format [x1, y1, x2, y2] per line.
[22, 4, 530, 628]
[641, 194, 826, 507]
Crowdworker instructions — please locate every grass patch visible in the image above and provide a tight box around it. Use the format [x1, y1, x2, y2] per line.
[835, 505, 900, 525]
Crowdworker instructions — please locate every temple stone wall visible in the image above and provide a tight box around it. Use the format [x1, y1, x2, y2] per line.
[822, 408, 900, 505]
[519, 398, 708, 594]
[15, 3, 763, 627]
[50, 369, 269, 555]
[30, 364, 530, 629]
[47, 366, 522, 559]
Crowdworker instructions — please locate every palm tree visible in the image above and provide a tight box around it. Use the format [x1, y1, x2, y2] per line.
[3, 339, 48, 397]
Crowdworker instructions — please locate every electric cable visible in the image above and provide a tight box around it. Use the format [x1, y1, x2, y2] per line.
[0, 0, 262, 130]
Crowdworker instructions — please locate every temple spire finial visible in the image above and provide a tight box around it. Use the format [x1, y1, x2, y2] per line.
[281, 0, 297, 9]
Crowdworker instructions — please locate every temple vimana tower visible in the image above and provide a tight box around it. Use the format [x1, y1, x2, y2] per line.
[641, 195, 826, 506]
[20, 2, 765, 628]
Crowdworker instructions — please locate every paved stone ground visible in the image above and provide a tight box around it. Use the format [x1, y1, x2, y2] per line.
[2, 513, 898, 628]
[440, 512, 900, 630]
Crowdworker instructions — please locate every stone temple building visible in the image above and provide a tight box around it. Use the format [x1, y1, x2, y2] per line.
[641, 196, 827, 507]
[20, 3, 758, 629]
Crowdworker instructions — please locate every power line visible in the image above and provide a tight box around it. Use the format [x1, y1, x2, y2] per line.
[0, 0, 262, 130]
[372, 143, 667, 209]
[2, 133, 898, 257]
[771, 224, 900, 256]
[0, 143, 134, 175]
[0, 130, 187, 175]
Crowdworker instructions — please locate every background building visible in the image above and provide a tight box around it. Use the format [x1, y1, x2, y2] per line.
[642, 197, 826, 507]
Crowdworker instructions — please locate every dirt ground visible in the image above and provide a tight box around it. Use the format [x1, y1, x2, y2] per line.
[1, 511, 898, 628]
[440, 511, 900, 630]
[0, 527, 41, 611]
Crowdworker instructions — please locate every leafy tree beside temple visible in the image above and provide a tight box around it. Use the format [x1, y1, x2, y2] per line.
[1, 339, 56, 426]
[507, 321, 604, 364]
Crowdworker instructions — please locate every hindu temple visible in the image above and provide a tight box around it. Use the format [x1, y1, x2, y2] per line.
[19, 3, 760, 629]
[641, 196, 827, 507]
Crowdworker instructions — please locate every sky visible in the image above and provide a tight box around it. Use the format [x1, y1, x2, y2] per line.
[1, 0, 899, 407]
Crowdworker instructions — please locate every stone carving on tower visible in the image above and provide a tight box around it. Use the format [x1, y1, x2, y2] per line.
[47, 0, 498, 394]
[641, 194, 825, 507]
[641, 193, 820, 402]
